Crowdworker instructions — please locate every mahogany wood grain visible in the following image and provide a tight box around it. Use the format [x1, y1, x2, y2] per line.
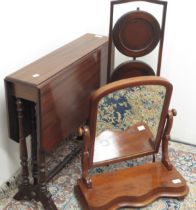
[7, 34, 107, 86]
[110, 60, 155, 82]
[112, 10, 161, 57]
[77, 76, 188, 208]
[162, 109, 177, 170]
[38, 50, 101, 150]
[88, 76, 173, 165]
[107, 0, 167, 81]
[93, 122, 154, 165]
[77, 162, 189, 210]
[78, 76, 173, 181]
[5, 34, 109, 209]
[5, 33, 108, 151]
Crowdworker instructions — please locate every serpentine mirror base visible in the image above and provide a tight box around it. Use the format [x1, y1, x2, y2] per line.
[76, 162, 188, 210]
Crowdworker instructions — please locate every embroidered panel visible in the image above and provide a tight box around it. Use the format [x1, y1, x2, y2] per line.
[96, 85, 166, 139]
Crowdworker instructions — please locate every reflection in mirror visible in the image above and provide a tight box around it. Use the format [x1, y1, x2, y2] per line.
[93, 85, 166, 164]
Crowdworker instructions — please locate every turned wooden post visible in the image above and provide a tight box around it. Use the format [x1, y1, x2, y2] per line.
[38, 150, 58, 210]
[38, 150, 47, 194]
[162, 109, 177, 170]
[16, 98, 30, 186]
[79, 126, 92, 188]
[31, 102, 38, 185]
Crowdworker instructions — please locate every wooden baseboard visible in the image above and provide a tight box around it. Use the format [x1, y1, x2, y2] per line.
[171, 139, 196, 147]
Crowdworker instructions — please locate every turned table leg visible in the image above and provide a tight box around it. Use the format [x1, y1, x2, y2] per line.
[31, 103, 38, 185]
[14, 99, 57, 209]
[38, 150, 58, 210]
[14, 98, 30, 200]
[31, 101, 57, 209]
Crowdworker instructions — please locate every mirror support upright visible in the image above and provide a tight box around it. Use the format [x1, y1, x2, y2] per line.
[162, 109, 177, 170]
[78, 126, 92, 188]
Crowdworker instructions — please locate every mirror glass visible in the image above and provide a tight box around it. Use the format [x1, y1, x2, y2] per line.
[93, 84, 166, 164]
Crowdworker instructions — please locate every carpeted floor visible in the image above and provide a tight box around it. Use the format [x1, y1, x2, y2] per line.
[0, 139, 195, 210]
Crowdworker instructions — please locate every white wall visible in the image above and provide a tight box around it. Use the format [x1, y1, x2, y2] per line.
[0, 0, 195, 186]
[161, 0, 196, 145]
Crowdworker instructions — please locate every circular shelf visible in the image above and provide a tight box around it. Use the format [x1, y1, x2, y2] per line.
[111, 60, 155, 81]
[112, 10, 161, 57]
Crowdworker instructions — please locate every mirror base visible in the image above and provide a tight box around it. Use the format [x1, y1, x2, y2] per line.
[76, 162, 188, 210]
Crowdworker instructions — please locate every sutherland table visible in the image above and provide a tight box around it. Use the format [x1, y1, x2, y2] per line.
[4, 33, 108, 209]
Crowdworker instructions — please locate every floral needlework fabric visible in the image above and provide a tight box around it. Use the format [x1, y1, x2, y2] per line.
[96, 85, 166, 138]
